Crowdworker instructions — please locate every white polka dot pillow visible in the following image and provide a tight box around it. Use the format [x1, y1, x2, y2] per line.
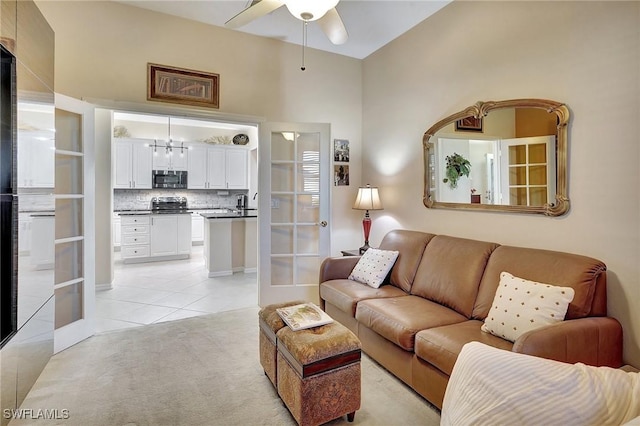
[348, 248, 400, 289]
[481, 271, 575, 342]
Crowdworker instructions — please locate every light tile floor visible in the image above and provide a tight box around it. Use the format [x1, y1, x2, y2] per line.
[96, 246, 257, 333]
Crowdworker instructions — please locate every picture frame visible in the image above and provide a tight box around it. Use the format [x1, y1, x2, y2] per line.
[147, 63, 219, 108]
[334, 139, 350, 162]
[455, 116, 483, 132]
[334, 165, 349, 186]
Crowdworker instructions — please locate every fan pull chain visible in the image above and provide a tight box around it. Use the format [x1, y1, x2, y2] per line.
[301, 20, 308, 71]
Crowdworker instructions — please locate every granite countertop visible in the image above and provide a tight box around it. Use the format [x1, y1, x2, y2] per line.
[116, 208, 257, 218]
[30, 212, 55, 217]
[200, 209, 257, 219]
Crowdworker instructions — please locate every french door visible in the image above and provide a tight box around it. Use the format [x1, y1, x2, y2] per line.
[499, 136, 556, 207]
[53, 94, 95, 353]
[258, 122, 330, 306]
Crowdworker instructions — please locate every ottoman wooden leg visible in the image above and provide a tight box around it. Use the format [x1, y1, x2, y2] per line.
[347, 412, 355, 422]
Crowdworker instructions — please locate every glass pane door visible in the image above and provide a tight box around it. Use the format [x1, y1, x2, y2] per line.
[53, 94, 95, 353]
[259, 123, 330, 306]
[500, 136, 556, 207]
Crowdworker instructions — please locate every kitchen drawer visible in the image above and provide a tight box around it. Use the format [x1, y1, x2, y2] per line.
[122, 225, 149, 234]
[121, 216, 150, 225]
[122, 234, 150, 245]
[121, 245, 150, 258]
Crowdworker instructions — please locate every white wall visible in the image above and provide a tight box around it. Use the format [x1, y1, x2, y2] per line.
[36, 1, 365, 286]
[362, 1, 640, 366]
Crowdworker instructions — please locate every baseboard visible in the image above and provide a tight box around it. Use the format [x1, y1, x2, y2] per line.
[95, 282, 112, 291]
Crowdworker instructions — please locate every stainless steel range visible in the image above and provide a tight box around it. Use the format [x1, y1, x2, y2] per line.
[150, 196, 189, 214]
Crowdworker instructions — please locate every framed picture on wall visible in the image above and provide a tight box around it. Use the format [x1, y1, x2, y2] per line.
[334, 165, 349, 186]
[334, 139, 350, 162]
[148, 63, 220, 108]
[455, 116, 483, 132]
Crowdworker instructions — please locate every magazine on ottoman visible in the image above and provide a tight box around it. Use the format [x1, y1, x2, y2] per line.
[276, 302, 334, 331]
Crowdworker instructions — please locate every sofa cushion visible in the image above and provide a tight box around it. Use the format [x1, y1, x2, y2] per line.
[348, 248, 399, 288]
[410, 235, 499, 318]
[473, 246, 606, 320]
[481, 272, 575, 342]
[378, 230, 436, 292]
[414, 320, 513, 376]
[320, 279, 407, 316]
[355, 296, 467, 351]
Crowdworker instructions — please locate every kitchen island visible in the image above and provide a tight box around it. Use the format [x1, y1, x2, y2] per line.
[201, 210, 257, 277]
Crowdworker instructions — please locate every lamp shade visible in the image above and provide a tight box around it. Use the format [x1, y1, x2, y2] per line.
[285, 0, 339, 21]
[353, 185, 383, 211]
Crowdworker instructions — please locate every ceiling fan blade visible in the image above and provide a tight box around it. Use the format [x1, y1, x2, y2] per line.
[225, 0, 285, 29]
[317, 7, 348, 45]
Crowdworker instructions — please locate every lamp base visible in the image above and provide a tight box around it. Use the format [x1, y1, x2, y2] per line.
[358, 244, 370, 255]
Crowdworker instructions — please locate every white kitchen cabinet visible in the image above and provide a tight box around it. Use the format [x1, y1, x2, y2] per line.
[120, 214, 192, 263]
[152, 145, 188, 171]
[30, 215, 55, 270]
[177, 215, 192, 254]
[187, 144, 248, 190]
[17, 137, 55, 188]
[18, 213, 33, 255]
[226, 149, 248, 190]
[114, 138, 153, 189]
[207, 148, 226, 188]
[150, 215, 178, 257]
[113, 215, 121, 249]
[120, 215, 150, 260]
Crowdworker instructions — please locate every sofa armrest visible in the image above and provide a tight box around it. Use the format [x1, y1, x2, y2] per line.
[512, 317, 623, 367]
[319, 256, 361, 282]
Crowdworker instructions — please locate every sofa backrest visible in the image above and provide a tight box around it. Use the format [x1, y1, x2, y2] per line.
[410, 235, 499, 318]
[378, 230, 436, 293]
[472, 245, 607, 320]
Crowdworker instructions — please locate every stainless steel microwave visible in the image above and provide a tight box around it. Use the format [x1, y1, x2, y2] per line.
[152, 170, 188, 189]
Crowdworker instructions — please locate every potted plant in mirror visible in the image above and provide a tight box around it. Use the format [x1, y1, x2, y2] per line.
[443, 153, 471, 189]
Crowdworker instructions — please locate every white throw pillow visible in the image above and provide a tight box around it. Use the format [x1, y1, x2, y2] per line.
[481, 271, 575, 342]
[348, 248, 399, 288]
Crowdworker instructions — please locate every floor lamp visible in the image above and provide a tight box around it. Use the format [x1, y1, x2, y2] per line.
[353, 185, 383, 254]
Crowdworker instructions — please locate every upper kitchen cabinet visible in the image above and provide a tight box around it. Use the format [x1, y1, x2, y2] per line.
[112, 111, 257, 190]
[152, 141, 188, 171]
[17, 62, 54, 189]
[187, 144, 248, 190]
[226, 148, 248, 189]
[114, 138, 152, 189]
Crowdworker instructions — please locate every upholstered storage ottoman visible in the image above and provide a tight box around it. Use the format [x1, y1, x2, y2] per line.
[276, 321, 361, 426]
[259, 301, 305, 387]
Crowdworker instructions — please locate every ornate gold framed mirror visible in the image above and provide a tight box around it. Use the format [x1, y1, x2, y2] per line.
[423, 99, 570, 216]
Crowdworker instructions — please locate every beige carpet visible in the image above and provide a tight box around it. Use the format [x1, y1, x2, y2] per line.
[12, 307, 441, 425]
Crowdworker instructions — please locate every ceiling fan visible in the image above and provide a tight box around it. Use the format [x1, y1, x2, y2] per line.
[225, 0, 349, 46]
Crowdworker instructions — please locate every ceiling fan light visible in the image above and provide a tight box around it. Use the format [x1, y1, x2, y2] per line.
[285, 0, 339, 21]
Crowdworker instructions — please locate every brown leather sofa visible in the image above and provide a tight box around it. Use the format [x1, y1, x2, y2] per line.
[319, 230, 623, 409]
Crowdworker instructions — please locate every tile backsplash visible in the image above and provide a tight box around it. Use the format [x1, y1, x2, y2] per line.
[114, 189, 249, 211]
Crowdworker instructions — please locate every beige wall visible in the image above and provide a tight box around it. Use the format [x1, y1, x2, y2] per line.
[36, 1, 365, 285]
[362, 1, 640, 366]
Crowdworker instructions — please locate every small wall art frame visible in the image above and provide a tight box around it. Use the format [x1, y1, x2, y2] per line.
[455, 116, 483, 132]
[147, 63, 219, 108]
[334, 165, 349, 186]
[334, 139, 350, 162]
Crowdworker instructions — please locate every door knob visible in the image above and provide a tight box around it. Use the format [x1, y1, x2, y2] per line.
[319, 221, 328, 227]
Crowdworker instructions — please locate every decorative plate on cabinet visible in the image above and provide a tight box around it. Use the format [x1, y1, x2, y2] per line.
[232, 134, 249, 145]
